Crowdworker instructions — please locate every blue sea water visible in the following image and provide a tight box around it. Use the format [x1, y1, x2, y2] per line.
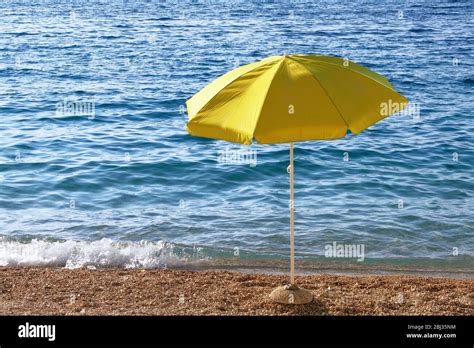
[0, 0, 473, 270]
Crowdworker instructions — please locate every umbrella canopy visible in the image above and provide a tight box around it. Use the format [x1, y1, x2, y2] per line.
[186, 54, 408, 304]
[187, 54, 407, 145]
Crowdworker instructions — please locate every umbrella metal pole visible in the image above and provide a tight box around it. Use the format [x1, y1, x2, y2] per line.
[290, 143, 295, 284]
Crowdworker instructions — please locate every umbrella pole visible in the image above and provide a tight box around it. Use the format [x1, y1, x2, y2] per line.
[290, 143, 295, 284]
[268, 144, 312, 304]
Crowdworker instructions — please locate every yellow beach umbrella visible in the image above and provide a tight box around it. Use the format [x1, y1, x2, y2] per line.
[186, 54, 407, 304]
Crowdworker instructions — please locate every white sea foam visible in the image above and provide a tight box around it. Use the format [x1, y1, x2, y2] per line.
[0, 238, 194, 269]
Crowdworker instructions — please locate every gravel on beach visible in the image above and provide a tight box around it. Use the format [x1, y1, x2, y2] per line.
[0, 268, 472, 315]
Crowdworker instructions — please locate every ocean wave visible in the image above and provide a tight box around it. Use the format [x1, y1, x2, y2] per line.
[0, 238, 205, 269]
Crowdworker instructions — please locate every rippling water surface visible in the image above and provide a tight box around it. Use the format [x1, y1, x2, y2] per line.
[0, 0, 473, 270]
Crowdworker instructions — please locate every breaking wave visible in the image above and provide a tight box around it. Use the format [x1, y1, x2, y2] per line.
[0, 238, 207, 269]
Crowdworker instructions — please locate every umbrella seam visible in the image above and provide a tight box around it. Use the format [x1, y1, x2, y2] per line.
[287, 56, 351, 131]
[252, 58, 286, 142]
[187, 58, 281, 123]
[294, 55, 399, 93]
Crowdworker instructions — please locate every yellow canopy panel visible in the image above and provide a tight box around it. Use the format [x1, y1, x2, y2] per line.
[186, 54, 408, 145]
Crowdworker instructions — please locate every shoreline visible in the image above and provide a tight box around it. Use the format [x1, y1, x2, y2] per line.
[2, 237, 472, 278]
[1, 267, 472, 315]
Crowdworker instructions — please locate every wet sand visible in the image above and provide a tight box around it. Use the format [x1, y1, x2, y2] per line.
[0, 267, 472, 315]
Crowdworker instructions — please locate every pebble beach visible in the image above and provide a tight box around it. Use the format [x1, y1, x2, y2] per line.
[1, 268, 472, 316]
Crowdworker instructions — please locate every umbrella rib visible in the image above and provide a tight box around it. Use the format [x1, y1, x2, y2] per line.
[187, 58, 281, 122]
[300, 56, 405, 95]
[252, 59, 286, 141]
[287, 56, 351, 130]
